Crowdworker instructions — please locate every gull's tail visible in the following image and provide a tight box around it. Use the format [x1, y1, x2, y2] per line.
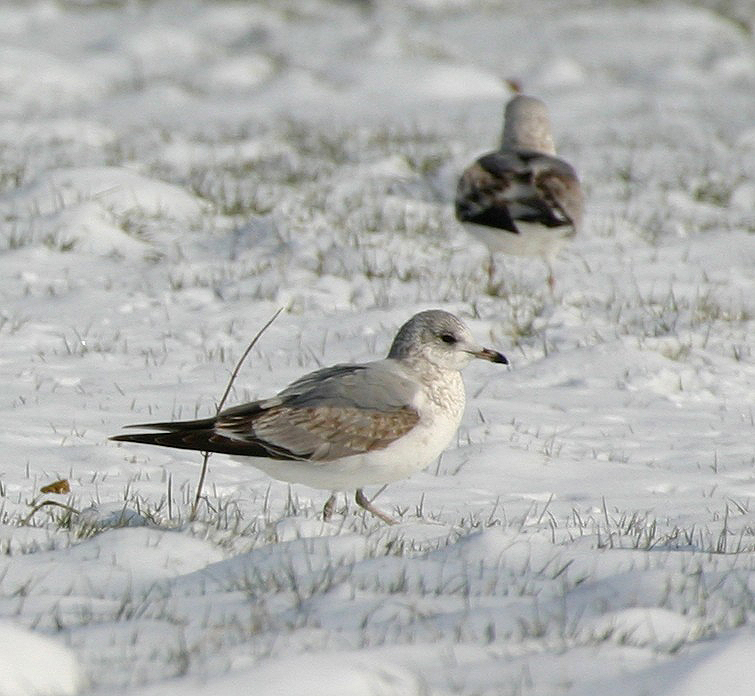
[109, 415, 279, 458]
[111, 416, 231, 454]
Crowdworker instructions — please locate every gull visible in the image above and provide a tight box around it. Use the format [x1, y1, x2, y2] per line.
[455, 94, 584, 289]
[111, 310, 507, 524]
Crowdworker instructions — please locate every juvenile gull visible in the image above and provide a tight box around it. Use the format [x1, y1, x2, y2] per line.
[111, 310, 507, 524]
[455, 94, 584, 288]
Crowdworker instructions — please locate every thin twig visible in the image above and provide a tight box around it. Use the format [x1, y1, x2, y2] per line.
[23, 499, 80, 526]
[191, 307, 285, 519]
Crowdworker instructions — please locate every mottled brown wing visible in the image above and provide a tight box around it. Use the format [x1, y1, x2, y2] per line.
[455, 157, 519, 232]
[532, 159, 584, 231]
[218, 403, 420, 461]
[112, 361, 422, 462]
[215, 360, 422, 461]
[456, 150, 582, 232]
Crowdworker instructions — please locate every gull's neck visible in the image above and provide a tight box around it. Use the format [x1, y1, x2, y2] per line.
[396, 356, 465, 412]
[502, 121, 556, 155]
[501, 98, 557, 155]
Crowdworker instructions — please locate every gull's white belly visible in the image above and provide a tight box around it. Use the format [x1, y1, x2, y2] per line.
[466, 220, 573, 260]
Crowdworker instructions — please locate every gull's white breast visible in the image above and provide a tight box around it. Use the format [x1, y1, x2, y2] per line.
[466, 220, 574, 260]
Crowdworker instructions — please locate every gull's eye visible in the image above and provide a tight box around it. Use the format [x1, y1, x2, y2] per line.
[440, 332, 457, 345]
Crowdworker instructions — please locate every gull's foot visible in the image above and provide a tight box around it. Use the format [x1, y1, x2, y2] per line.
[355, 488, 397, 525]
[322, 492, 337, 521]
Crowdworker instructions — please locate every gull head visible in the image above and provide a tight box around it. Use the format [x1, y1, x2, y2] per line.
[387, 310, 508, 371]
[501, 94, 556, 155]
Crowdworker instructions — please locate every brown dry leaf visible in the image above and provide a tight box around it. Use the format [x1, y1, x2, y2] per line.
[40, 479, 71, 494]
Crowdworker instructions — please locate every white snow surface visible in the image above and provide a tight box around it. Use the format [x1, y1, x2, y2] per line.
[0, 1, 753, 694]
[0, 622, 81, 696]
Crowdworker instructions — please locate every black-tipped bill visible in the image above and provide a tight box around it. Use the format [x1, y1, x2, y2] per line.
[473, 347, 509, 365]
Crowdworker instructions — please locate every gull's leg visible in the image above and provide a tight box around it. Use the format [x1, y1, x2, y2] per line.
[355, 489, 397, 525]
[487, 253, 497, 291]
[322, 492, 337, 520]
[546, 261, 556, 293]
[543, 251, 558, 293]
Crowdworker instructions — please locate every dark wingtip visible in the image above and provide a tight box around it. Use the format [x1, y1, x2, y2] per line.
[109, 432, 155, 444]
[454, 201, 472, 222]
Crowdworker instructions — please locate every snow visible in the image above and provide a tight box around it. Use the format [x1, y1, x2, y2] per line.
[0, 622, 81, 696]
[0, 0, 753, 694]
[661, 631, 755, 696]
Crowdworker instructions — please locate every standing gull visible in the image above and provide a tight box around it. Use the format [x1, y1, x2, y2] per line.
[455, 94, 584, 288]
[111, 310, 507, 524]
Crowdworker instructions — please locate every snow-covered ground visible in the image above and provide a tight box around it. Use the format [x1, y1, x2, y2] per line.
[0, 1, 753, 694]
